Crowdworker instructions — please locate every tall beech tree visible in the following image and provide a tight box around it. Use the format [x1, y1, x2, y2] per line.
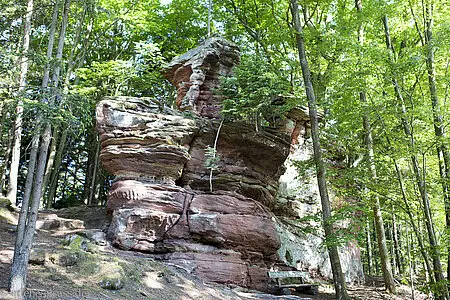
[9, 0, 71, 297]
[355, 0, 396, 293]
[420, 1, 450, 281]
[6, 0, 34, 206]
[290, 1, 350, 299]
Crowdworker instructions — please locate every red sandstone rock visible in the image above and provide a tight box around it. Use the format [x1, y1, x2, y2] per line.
[162, 38, 239, 118]
[96, 97, 198, 183]
[189, 213, 280, 256]
[95, 38, 355, 292]
[106, 180, 186, 213]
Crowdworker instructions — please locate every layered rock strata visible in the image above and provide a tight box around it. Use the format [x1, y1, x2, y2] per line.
[97, 37, 363, 290]
[97, 95, 288, 290]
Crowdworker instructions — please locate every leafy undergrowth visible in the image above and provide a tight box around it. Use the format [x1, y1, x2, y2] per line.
[0, 206, 426, 300]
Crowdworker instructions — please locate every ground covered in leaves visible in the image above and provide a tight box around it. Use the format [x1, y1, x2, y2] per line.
[0, 205, 424, 299]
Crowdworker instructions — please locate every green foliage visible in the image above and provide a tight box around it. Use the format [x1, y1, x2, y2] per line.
[292, 158, 315, 181]
[204, 145, 220, 171]
[220, 54, 293, 123]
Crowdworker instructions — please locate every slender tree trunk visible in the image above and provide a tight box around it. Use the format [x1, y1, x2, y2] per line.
[95, 170, 107, 206]
[88, 136, 100, 205]
[46, 129, 68, 208]
[355, 1, 396, 292]
[0, 125, 13, 195]
[42, 0, 60, 89]
[9, 128, 50, 298]
[382, 16, 448, 299]
[16, 134, 39, 246]
[63, 1, 87, 92]
[0, 102, 7, 149]
[405, 226, 415, 300]
[365, 219, 373, 275]
[391, 146, 435, 282]
[392, 212, 402, 275]
[35, 0, 61, 209]
[361, 91, 396, 293]
[41, 128, 59, 206]
[373, 221, 380, 275]
[9, 1, 70, 297]
[422, 3, 450, 283]
[290, 1, 350, 298]
[7, 0, 34, 207]
[61, 163, 70, 201]
[83, 126, 95, 203]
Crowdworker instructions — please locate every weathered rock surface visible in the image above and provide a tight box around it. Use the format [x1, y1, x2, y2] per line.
[35, 213, 85, 231]
[163, 37, 239, 118]
[97, 37, 363, 291]
[275, 141, 364, 284]
[96, 97, 198, 183]
[97, 96, 287, 290]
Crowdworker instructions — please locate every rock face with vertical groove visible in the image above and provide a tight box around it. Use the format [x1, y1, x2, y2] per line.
[97, 37, 363, 291]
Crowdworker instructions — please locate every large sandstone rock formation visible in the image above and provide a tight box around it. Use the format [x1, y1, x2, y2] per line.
[97, 37, 363, 291]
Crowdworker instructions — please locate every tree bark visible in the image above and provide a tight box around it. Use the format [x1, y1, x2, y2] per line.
[0, 125, 13, 195]
[290, 1, 350, 298]
[9, 127, 51, 298]
[405, 226, 415, 300]
[7, 0, 34, 207]
[88, 135, 100, 205]
[83, 126, 96, 203]
[41, 128, 60, 206]
[365, 219, 373, 275]
[392, 212, 403, 275]
[46, 129, 68, 208]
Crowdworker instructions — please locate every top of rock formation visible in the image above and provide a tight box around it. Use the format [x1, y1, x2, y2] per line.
[162, 37, 240, 118]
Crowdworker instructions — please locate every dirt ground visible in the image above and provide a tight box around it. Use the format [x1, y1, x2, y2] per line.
[0, 206, 424, 300]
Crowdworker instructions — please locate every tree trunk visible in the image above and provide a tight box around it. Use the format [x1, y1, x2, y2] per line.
[361, 90, 396, 293]
[365, 219, 373, 275]
[290, 1, 350, 298]
[9, 1, 71, 297]
[392, 155, 436, 281]
[382, 15, 448, 299]
[41, 128, 60, 206]
[405, 226, 415, 300]
[46, 129, 68, 208]
[9, 127, 51, 298]
[88, 136, 100, 205]
[83, 127, 95, 203]
[355, 1, 396, 292]
[392, 212, 402, 275]
[0, 125, 13, 195]
[422, 2, 450, 283]
[37, 0, 61, 208]
[63, 0, 87, 93]
[42, 0, 60, 88]
[7, 0, 34, 207]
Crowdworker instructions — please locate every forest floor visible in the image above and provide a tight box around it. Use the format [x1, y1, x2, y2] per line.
[0, 205, 424, 300]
